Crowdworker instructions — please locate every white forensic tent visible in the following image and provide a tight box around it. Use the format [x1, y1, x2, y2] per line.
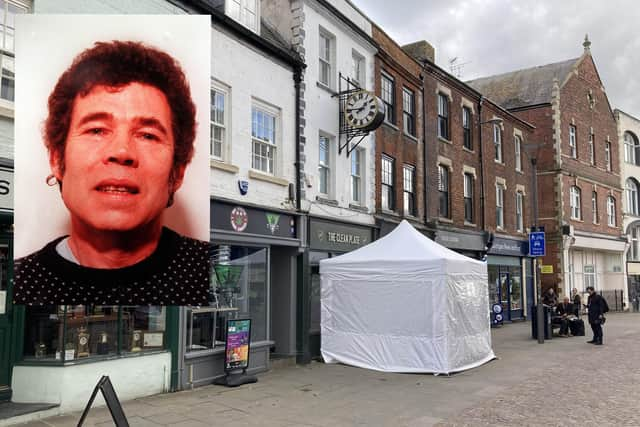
[320, 220, 495, 374]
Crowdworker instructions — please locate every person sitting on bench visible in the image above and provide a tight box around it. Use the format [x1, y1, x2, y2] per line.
[554, 297, 575, 337]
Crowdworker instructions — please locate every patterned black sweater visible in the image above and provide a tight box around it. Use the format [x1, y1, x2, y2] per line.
[13, 227, 210, 306]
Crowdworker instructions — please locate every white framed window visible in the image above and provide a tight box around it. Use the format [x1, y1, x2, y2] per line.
[631, 226, 640, 261]
[515, 135, 522, 172]
[210, 85, 228, 160]
[605, 142, 611, 171]
[318, 134, 331, 195]
[584, 265, 596, 290]
[592, 191, 598, 224]
[494, 123, 502, 162]
[227, 0, 258, 33]
[569, 125, 577, 158]
[516, 191, 524, 232]
[570, 186, 582, 220]
[381, 155, 395, 211]
[251, 103, 278, 175]
[607, 196, 616, 227]
[351, 148, 364, 204]
[496, 183, 505, 229]
[319, 29, 334, 88]
[624, 131, 640, 166]
[403, 164, 416, 216]
[626, 179, 639, 216]
[351, 50, 365, 87]
[0, 0, 27, 103]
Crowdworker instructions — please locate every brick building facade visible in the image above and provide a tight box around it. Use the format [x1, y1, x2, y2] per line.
[470, 38, 626, 301]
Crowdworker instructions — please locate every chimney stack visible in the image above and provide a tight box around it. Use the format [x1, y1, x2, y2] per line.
[402, 40, 435, 64]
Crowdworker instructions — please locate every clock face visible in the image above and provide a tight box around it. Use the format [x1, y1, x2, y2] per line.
[345, 90, 385, 130]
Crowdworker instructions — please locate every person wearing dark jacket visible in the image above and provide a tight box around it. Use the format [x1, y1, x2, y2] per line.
[586, 286, 606, 345]
[555, 297, 574, 336]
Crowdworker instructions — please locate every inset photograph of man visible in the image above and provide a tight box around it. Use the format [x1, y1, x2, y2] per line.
[13, 15, 211, 306]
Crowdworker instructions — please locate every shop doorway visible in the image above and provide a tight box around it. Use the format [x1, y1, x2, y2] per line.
[489, 264, 524, 321]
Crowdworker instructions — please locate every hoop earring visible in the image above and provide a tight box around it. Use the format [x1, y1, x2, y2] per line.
[46, 174, 59, 186]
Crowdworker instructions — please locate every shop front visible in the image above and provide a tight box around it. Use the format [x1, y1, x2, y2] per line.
[434, 228, 486, 260]
[178, 199, 300, 389]
[298, 217, 375, 363]
[487, 236, 532, 321]
[0, 160, 15, 401]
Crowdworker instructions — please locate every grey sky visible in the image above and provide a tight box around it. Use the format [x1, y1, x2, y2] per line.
[351, 0, 640, 118]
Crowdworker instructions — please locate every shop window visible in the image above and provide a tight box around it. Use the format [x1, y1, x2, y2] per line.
[188, 244, 268, 353]
[23, 305, 166, 363]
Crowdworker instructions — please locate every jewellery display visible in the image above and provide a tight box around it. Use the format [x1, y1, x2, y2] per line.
[131, 330, 142, 352]
[77, 326, 90, 358]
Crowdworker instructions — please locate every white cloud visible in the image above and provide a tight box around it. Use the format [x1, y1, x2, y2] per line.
[352, 0, 640, 117]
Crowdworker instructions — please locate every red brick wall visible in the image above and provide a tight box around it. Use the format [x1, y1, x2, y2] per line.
[372, 25, 424, 219]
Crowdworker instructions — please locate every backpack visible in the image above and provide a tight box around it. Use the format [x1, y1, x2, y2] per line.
[602, 297, 610, 313]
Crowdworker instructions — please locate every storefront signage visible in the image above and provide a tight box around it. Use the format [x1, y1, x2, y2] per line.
[212, 201, 296, 239]
[541, 265, 554, 274]
[489, 237, 528, 256]
[435, 230, 485, 251]
[225, 318, 251, 371]
[309, 218, 373, 252]
[0, 167, 12, 212]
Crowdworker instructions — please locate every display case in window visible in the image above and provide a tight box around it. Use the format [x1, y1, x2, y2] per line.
[23, 305, 167, 363]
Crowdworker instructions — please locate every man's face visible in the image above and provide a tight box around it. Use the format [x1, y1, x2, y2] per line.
[51, 83, 185, 233]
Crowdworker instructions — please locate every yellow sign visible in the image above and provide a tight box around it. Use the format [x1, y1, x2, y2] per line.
[541, 265, 553, 274]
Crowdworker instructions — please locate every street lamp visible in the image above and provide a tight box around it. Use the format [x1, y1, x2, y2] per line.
[522, 141, 545, 344]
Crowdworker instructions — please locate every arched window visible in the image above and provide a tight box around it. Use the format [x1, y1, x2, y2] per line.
[607, 196, 616, 227]
[570, 186, 581, 220]
[627, 178, 640, 216]
[624, 131, 640, 165]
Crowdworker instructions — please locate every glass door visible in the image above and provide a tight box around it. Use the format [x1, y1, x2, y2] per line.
[499, 271, 511, 319]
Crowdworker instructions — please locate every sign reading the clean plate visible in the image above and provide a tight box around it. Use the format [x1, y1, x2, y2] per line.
[309, 218, 373, 252]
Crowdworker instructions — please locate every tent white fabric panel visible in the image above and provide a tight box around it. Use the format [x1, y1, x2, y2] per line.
[320, 220, 495, 374]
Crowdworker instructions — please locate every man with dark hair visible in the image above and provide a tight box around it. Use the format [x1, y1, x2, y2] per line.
[13, 41, 209, 306]
[586, 286, 607, 345]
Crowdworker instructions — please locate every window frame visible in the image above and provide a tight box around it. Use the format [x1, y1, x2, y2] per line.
[569, 125, 577, 158]
[318, 134, 331, 196]
[227, 0, 259, 33]
[515, 135, 522, 172]
[402, 87, 415, 136]
[464, 173, 474, 223]
[605, 142, 612, 171]
[437, 93, 450, 140]
[462, 106, 472, 150]
[0, 0, 28, 105]
[403, 164, 416, 216]
[381, 154, 395, 211]
[381, 72, 396, 125]
[516, 191, 524, 232]
[438, 165, 450, 218]
[210, 83, 228, 161]
[607, 196, 616, 227]
[318, 29, 335, 88]
[570, 186, 582, 220]
[624, 131, 640, 166]
[251, 102, 279, 175]
[350, 148, 363, 204]
[588, 131, 595, 165]
[626, 179, 639, 216]
[495, 183, 505, 229]
[494, 123, 503, 163]
[351, 50, 365, 88]
[592, 191, 598, 224]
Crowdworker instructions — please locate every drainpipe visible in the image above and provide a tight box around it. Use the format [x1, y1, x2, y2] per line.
[420, 70, 428, 226]
[478, 96, 486, 231]
[294, 69, 302, 211]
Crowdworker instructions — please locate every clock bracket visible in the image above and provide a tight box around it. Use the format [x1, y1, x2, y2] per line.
[334, 73, 371, 157]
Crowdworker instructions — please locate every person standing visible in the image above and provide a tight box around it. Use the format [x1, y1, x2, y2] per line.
[572, 288, 582, 317]
[586, 286, 606, 345]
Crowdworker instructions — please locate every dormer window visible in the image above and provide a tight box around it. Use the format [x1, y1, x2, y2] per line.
[227, 0, 259, 33]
